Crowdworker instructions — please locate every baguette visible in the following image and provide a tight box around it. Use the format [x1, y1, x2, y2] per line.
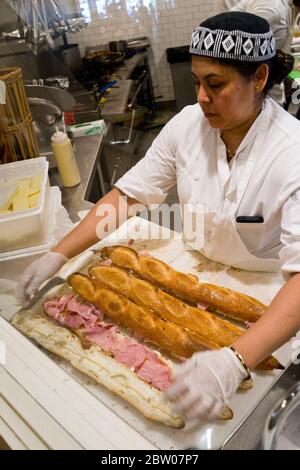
[101, 246, 266, 323]
[68, 273, 214, 359]
[69, 272, 282, 371]
[12, 310, 184, 428]
[89, 264, 244, 347]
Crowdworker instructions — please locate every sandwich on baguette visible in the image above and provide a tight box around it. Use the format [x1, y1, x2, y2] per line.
[68, 265, 282, 371]
[101, 245, 266, 323]
[12, 293, 185, 428]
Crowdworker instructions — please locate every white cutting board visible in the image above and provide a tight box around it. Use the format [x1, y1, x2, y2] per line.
[56, 217, 298, 450]
[1, 217, 299, 449]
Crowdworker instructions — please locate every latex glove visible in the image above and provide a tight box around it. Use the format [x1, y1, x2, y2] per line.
[165, 347, 248, 421]
[16, 252, 68, 306]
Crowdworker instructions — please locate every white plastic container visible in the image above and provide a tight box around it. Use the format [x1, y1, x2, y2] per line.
[0, 157, 49, 252]
[0, 186, 61, 280]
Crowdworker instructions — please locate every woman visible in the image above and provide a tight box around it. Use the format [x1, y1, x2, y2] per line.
[18, 12, 300, 421]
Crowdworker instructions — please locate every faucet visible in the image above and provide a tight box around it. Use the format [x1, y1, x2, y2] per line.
[263, 381, 300, 449]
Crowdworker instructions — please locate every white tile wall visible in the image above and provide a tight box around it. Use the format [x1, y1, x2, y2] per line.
[65, 0, 214, 101]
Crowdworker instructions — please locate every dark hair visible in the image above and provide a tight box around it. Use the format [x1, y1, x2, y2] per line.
[218, 50, 294, 93]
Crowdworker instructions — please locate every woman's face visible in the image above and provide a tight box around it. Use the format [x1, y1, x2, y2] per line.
[192, 56, 259, 131]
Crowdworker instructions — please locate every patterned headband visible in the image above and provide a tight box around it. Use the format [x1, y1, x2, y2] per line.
[190, 26, 276, 62]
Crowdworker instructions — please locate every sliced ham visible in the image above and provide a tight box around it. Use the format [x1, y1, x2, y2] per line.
[44, 294, 73, 319]
[138, 250, 151, 257]
[137, 358, 172, 391]
[82, 324, 117, 335]
[67, 297, 102, 320]
[113, 339, 148, 369]
[85, 328, 118, 353]
[44, 296, 102, 328]
[64, 314, 85, 329]
[197, 301, 210, 310]
[44, 295, 173, 392]
[98, 258, 112, 266]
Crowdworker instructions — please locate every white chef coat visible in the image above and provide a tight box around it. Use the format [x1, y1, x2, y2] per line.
[115, 98, 300, 273]
[213, 0, 292, 50]
[213, 0, 293, 104]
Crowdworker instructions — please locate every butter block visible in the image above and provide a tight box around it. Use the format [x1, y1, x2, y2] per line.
[28, 192, 40, 208]
[30, 174, 43, 194]
[0, 209, 12, 215]
[0, 199, 12, 211]
[12, 195, 29, 212]
[17, 179, 31, 193]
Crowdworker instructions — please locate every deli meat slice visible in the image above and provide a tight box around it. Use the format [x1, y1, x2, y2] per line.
[44, 294, 102, 329]
[137, 358, 171, 392]
[43, 295, 172, 391]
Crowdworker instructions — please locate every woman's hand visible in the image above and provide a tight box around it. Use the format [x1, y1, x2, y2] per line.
[165, 347, 247, 421]
[16, 252, 68, 305]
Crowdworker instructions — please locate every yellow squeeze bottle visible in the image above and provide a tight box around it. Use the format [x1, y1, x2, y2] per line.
[51, 128, 81, 187]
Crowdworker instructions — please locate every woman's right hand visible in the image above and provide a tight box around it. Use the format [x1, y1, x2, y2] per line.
[16, 252, 68, 306]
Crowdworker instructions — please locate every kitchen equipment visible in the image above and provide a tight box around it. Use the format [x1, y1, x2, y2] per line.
[28, 97, 62, 126]
[17, 277, 65, 313]
[126, 37, 150, 50]
[83, 51, 124, 82]
[167, 46, 197, 111]
[55, 44, 82, 78]
[109, 40, 128, 56]
[25, 84, 75, 110]
[263, 382, 300, 450]
[0, 66, 39, 163]
[24, 84, 76, 159]
[5, 0, 87, 53]
[14, 248, 95, 311]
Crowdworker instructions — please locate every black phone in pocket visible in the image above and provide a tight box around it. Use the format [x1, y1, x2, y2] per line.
[236, 216, 264, 223]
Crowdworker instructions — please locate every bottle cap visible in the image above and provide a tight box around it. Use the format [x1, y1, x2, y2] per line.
[51, 127, 68, 144]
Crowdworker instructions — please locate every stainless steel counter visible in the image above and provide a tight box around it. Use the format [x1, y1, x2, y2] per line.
[116, 52, 147, 80]
[100, 52, 148, 117]
[223, 361, 300, 449]
[48, 134, 104, 222]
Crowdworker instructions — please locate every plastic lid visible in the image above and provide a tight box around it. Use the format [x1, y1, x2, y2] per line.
[51, 127, 68, 144]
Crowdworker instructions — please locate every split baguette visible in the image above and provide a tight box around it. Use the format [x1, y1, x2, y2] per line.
[11, 310, 184, 428]
[68, 272, 282, 371]
[88, 264, 282, 371]
[68, 273, 215, 359]
[101, 246, 266, 323]
[89, 264, 243, 347]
